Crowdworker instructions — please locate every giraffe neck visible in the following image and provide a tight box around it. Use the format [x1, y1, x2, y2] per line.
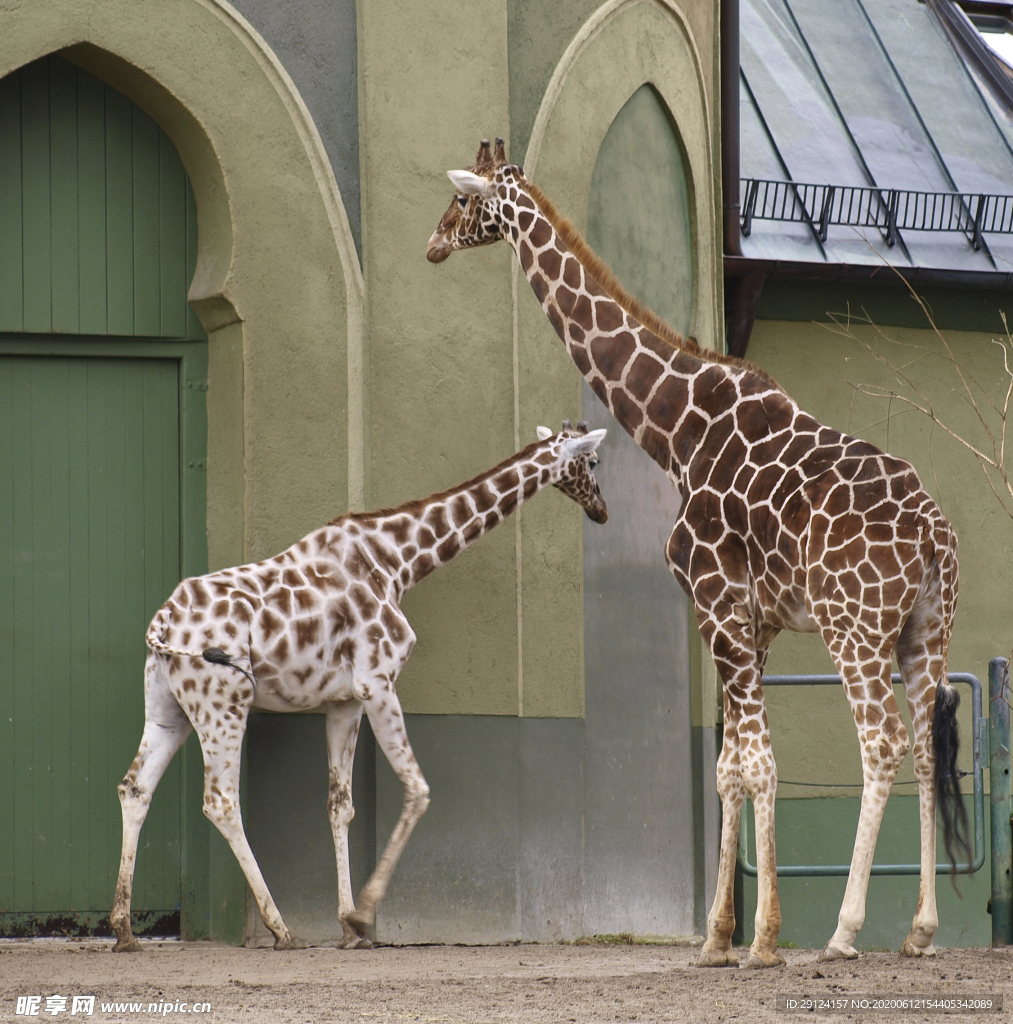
[504, 179, 737, 479]
[369, 440, 558, 592]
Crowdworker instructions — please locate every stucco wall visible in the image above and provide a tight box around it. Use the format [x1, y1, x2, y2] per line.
[357, 0, 519, 717]
[2, 0, 729, 946]
[19, 4, 364, 571]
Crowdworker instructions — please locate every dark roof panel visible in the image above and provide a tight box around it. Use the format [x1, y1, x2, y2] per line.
[739, 0, 1013, 270]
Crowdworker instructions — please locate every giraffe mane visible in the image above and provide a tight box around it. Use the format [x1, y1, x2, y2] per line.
[521, 178, 781, 390]
[335, 438, 548, 524]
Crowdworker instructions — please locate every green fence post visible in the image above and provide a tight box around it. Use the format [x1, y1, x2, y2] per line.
[989, 656, 1012, 947]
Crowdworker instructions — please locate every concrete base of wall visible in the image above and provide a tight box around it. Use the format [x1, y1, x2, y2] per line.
[244, 712, 376, 947]
[243, 712, 718, 946]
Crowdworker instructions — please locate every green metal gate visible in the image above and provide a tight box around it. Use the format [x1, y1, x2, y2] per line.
[0, 54, 208, 936]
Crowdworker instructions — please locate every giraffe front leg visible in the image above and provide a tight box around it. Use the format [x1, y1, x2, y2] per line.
[347, 683, 430, 940]
[324, 700, 371, 949]
[698, 692, 745, 968]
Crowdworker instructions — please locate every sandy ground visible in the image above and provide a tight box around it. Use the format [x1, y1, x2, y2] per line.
[1, 940, 1010, 1023]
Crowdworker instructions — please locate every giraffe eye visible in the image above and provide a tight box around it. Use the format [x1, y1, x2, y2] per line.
[588, 459, 599, 470]
[457, 195, 467, 208]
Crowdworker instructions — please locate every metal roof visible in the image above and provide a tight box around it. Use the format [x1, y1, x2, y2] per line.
[738, 0, 1013, 272]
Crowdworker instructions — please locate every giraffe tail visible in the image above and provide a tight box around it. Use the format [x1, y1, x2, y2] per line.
[144, 602, 203, 660]
[928, 516, 970, 882]
[934, 682, 971, 882]
[145, 604, 177, 656]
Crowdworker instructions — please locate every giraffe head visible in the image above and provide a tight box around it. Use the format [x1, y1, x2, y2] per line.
[426, 137, 520, 263]
[538, 421, 609, 524]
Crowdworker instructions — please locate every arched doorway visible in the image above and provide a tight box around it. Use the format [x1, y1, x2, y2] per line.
[580, 82, 697, 937]
[0, 54, 208, 937]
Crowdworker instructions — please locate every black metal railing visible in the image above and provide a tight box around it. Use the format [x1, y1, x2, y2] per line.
[740, 177, 1013, 249]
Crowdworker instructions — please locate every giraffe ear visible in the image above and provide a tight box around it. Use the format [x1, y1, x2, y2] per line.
[536, 425, 553, 441]
[562, 428, 607, 456]
[447, 169, 497, 199]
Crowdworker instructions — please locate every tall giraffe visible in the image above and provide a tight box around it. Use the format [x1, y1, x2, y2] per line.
[110, 423, 607, 952]
[427, 139, 969, 967]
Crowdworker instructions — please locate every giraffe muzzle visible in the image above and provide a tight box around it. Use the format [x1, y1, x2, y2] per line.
[426, 232, 452, 263]
[585, 504, 608, 525]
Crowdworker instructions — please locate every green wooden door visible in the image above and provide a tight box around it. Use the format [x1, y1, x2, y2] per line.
[0, 55, 208, 936]
[0, 356, 183, 933]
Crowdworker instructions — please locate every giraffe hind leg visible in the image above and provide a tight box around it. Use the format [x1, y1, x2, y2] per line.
[697, 689, 745, 967]
[896, 598, 948, 958]
[111, 657, 192, 952]
[196, 711, 306, 950]
[818, 645, 910, 962]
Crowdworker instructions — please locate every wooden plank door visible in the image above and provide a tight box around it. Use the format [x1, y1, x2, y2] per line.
[0, 53, 208, 936]
[0, 355, 184, 934]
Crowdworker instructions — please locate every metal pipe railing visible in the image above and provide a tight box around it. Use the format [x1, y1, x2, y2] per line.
[737, 672, 985, 877]
[988, 657, 1011, 946]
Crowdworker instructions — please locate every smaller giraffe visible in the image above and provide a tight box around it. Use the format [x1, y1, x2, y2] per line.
[110, 423, 607, 952]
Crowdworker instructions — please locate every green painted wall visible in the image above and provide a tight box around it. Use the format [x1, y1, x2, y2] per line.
[580, 81, 699, 936]
[514, 0, 724, 722]
[740, 796, 991, 949]
[507, 0, 720, 171]
[587, 84, 693, 332]
[506, 0, 601, 163]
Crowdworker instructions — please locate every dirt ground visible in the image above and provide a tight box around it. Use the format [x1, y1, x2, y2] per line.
[1, 939, 1010, 1023]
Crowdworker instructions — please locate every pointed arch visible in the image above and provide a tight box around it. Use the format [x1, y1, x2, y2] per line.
[514, 0, 721, 719]
[0, 0, 365, 568]
[521, 0, 718, 352]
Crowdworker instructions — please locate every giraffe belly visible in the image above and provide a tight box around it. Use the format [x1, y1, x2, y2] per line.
[755, 576, 819, 635]
[774, 599, 820, 634]
[251, 665, 357, 712]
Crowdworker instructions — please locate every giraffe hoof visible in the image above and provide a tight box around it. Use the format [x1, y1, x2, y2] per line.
[112, 936, 142, 953]
[339, 923, 374, 950]
[900, 939, 936, 958]
[695, 949, 739, 968]
[273, 934, 308, 951]
[818, 942, 858, 962]
[344, 908, 374, 940]
[743, 950, 786, 968]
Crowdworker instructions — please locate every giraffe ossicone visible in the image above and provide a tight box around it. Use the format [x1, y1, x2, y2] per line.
[110, 424, 607, 953]
[429, 138, 970, 966]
